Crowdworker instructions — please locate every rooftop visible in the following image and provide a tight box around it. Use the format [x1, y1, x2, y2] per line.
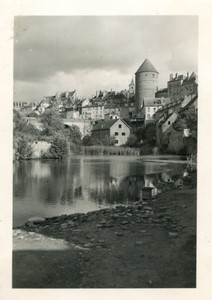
[135, 58, 159, 74]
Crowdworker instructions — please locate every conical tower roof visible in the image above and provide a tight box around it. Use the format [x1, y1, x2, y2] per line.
[130, 77, 134, 84]
[135, 58, 159, 74]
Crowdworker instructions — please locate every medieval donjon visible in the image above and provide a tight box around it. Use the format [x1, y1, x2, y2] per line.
[135, 58, 159, 112]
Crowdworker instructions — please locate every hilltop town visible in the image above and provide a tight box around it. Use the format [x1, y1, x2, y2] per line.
[13, 58, 198, 159]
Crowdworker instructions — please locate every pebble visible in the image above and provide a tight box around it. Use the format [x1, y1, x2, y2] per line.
[100, 220, 107, 225]
[115, 232, 124, 236]
[143, 206, 152, 211]
[61, 223, 68, 229]
[158, 207, 167, 212]
[135, 241, 143, 246]
[121, 220, 129, 225]
[67, 221, 75, 226]
[111, 214, 119, 219]
[83, 243, 93, 248]
[168, 232, 179, 238]
[27, 217, 46, 223]
[182, 205, 188, 209]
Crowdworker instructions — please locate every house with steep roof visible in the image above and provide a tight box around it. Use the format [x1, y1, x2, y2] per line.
[167, 72, 198, 101]
[91, 118, 131, 146]
[137, 97, 170, 125]
[180, 72, 198, 98]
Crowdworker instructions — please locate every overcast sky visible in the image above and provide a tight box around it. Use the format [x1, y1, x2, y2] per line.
[14, 16, 198, 102]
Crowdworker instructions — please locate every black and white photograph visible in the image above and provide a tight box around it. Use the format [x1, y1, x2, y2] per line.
[11, 15, 199, 289]
[0, 0, 211, 297]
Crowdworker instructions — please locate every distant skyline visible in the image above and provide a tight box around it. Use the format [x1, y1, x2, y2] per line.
[14, 16, 198, 102]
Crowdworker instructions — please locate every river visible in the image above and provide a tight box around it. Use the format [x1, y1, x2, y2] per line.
[13, 156, 187, 227]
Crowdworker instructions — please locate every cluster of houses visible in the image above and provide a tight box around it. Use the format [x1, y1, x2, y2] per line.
[14, 58, 198, 152]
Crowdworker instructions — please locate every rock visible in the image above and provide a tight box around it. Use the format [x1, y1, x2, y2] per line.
[182, 205, 188, 209]
[100, 219, 107, 225]
[115, 232, 124, 236]
[61, 223, 68, 229]
[142, 214, 150, 219]
[175, 179, 183, 188]
[135, 241, 143, 246]
[121, 220, 129, 225]
[152, 219, 163, 224]
[83, 243, 93, 248]
[168, 232, 179, 238]
[96, 224, 103, 228]
[158, 207, 167, 212]
[27, 222, 36, 227]
[143, 206, 152, 211]
[111, 213, 119, 219]
[27, 217, 46, 224]
[98, 239, 104, 243]
[139, 230, 146, 233]
[106, 222, 113, 227]
[83, 257, 90, 262]
[67, 221, 75, 226]
[148, 280, 152, 286]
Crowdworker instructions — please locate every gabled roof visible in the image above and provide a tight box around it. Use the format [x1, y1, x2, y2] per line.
[92, 119, 118, 131]
[135, 58, 159, 74]
[179, 95, 198, 112]
[92, 118, 131, 131]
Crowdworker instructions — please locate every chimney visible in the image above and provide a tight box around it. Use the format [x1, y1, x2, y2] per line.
[169, 74, 173, 81]
[175, 73, 178, 79]
[187, 72, 189, 79]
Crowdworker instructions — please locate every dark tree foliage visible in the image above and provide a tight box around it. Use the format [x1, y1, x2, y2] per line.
[125, 133, 138, 147]
[144, 123, 156, 146]
[40, 109, 64, 136]
[42, 134, 68, 159]
[15, 136, 33, 160]
[65, 125, 82, 145]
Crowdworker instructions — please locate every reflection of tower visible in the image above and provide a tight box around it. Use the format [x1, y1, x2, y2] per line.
[135, 58, 159, 112]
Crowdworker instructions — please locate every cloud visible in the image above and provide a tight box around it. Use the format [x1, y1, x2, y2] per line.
[14, 16, 198, 101]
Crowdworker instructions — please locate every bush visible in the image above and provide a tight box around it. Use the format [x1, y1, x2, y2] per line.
[144, 123, 156, 146]
[42, 135, 68, 159]
[65, 125, 82, 145]
[15, 136, 33, 160]
[40, 109, 64, 136]
[125, 133, 138, 147]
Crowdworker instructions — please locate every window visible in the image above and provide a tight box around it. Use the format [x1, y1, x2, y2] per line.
[115, 132, 118, 136]
[115, 140, 119, 144]
[147, 107, 150, 112]
[122, 132, 126, 136]
[118, 124, 122, 128]
[168, 121, 171, 125]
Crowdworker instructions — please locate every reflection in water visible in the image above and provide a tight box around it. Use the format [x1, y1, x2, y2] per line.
[13, 157, 189, 226]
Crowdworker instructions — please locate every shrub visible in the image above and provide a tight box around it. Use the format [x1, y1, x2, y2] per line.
[42, 135, 68, 159]
[65, 125, 82, 145]
[15, 136, 33, 160]
[125, 133, 138, 147]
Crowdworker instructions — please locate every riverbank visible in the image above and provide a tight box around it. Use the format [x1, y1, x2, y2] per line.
[13, 179, 196, 288]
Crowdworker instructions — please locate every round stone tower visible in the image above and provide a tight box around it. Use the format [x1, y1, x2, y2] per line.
[135, 58, 159, 112]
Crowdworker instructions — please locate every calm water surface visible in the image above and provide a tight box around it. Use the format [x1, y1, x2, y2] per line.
[13, 156, 187, 226]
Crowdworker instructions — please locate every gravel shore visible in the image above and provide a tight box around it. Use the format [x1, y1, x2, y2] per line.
[13, 183, 196, 288]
